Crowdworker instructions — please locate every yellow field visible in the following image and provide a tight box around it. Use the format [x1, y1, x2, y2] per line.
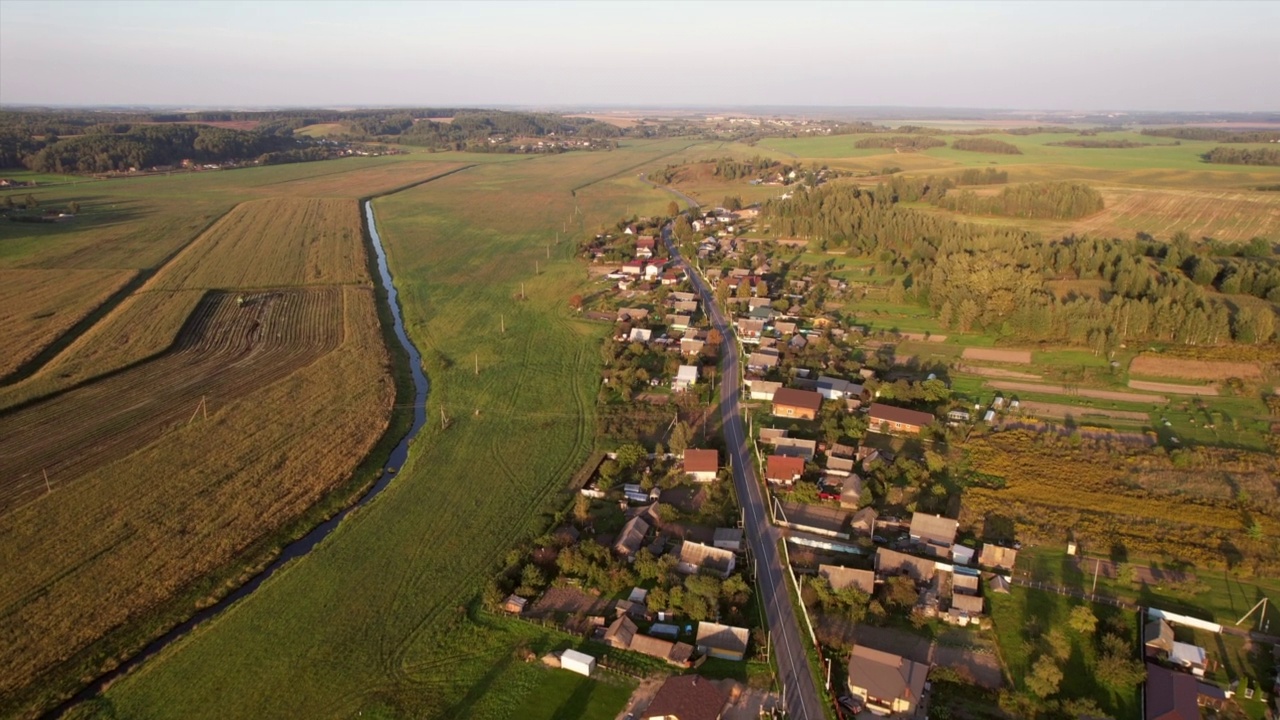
[1071, 186, 1280, 241]
[1129, 354, 1264, 381]
[0, 268, 136, 378]
[151, 198, 368, 290]
[295, 123, 347, 138]
[0, 286, 392, 704]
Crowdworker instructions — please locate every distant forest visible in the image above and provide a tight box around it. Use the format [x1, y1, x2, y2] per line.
[951, 138, 1022, 154]
[1047, 139, 1152, 149]
[0, 109, 627, 170]
[853, 136, 946, 151]
[935, 182, 1104, 220]
[1202, 147, 1280, 166]
[762, 183, 1279, 347]
[1143, 127, 1280, 143]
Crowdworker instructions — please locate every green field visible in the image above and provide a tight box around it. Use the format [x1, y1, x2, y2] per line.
[89, 141, 690, 718]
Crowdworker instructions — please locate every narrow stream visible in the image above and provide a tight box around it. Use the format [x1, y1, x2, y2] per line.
[48, 200, 429, 717]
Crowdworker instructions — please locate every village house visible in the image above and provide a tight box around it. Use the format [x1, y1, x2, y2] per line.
[847, 644, 930, 717]
[868, 403, 935, 435]
[675, 541, 736, 578]
[614, 516, 650, 558]
[695, 622, 750, 661]
[850, 506, 877, 533]
[1144, 618, 1175, 658]
[680, 338, 705, 356]
[768, 436, 817, 460]
[978, 544, 1018, 572]
[1145, 663, 1199, 720]
[635, 236, 656, 258]
[765, 454, 805, 487]
[736, 318, 765, 341]
[909, 512, 959, 558]
[642, 675, 728, 720]
[605, 616, 694, 668]
[669, 315, 691, 332]
[674, 365, 699, 392]
[629, 327, 653, 343]
[1170, 642, 1208, 677]
[875, 547, 938, 585]
[747, 350, 779, 373]
[819, 564, 876, 595]
[816, 375, 867, 403]
[713, 527, 743, 551]
[683, 449, 719, 483]
[622, 259, 646, 276]
[617, 307, 650, 323]
[771, 387, 823, 420]
[747, 379, 782, 400]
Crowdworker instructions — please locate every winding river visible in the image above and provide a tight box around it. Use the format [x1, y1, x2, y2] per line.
[49, 200, 429, 717]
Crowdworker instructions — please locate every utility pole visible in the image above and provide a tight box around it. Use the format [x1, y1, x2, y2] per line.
[1092, 557, 1101, 595]
[521, 282, 526, 299]
[43, 468, 51, 494]
[441, 408, 448, 429]
[501, 314, 505, 334]
[535, 261, 539, 275]
[475, 353, 479, 375]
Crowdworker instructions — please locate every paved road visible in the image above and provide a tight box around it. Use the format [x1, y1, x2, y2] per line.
[658, 208, 824, 719]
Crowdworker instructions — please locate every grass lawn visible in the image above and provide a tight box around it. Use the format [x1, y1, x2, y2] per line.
[506, 665, 636, 720]
[989, 587, 1141, 720]
[94, 140, 697, 719]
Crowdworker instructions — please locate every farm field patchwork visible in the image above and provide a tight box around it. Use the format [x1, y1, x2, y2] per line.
[93, 140, 687, 719]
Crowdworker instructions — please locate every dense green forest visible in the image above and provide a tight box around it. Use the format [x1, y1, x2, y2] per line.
[951, 137, 1022, 154]
[853, 135, 947, 151]
[1202, 147, 1280, 166]
[1143, 127, 1280, 143]
[761, 184, 1279, 348]
[20, 124, 298, 173]
[935, 182, 1105, 220]
[954, 167, 1009, 185]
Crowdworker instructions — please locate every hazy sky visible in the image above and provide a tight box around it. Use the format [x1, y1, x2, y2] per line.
[1, 0, 1276, 111]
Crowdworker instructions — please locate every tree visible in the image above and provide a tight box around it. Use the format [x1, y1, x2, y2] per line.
[669, 421, 692, 455]
[1068, 605, 1097, 635]
[885, 575, 918, 607]
[667, 200, 680, 217]
[1026, 655, 1063, 698]
[568, 294, 583, 311]
[572, 493, 591, 523]
[67, 201, 80, 214]
[1096, 633, 1144, 690]
[516, 564, 546, 595]
[24, 193, 38, 209]
[615, 443, 646, 470]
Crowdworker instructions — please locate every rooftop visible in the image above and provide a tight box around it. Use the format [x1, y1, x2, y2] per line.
[848, 644, 929, 709]
[683, 448, 719, 474]
[773, 387, 823, 412]
[643, 675, 727, 720]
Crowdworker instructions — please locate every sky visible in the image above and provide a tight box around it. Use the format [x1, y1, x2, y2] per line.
[1, 0, 1276, 112]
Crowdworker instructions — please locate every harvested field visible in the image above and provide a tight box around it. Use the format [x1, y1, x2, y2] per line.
[1128, 380, 1219, 396]
[1129, 354, 1262, 381]
[1016, 400, 1149, 422]
[1070, 186, 1280, 242]
[986, 380, 1166, 404]
[0, 289, 207, 411]
[899, 332, 948, 342]
[961, 347, 1032, 364]
[955, 364, 1042, 381]
[153, 198, 368, 290]
[0, 268, 136, 378]
[0, 288, 345, 512]
[0, 287, 392, 704]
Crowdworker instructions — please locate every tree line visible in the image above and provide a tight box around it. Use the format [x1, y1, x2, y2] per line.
[853, 135, 946, 151]
[935, 182, 1104, 220]
[760, 183, 1278, 348]
[1143, 127, 1280, 143]
[21, 124, 298, 173]
[1047, 139, 1152, 149]
[954, 167, 1009, 185]
[951, 137, 1023, 154]
[1202, 147, 1280, 166]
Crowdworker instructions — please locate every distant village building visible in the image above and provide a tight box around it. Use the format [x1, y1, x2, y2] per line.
[868, 403, 935, 435]
[771, 387, 823, 420]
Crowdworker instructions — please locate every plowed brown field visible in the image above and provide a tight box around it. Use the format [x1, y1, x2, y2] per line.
[1129, 354, 1263, 381]
[0, 288, 343, 511]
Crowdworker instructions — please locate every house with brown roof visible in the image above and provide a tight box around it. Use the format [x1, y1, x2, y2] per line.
[847, 644, 930, 716]
[695, 622, 750, 661]
[909, 512, 959, 558]
[1145, 663, 1199, 720]
[614, 516, 650, 558]
[820, 564, 876, 595]
[772, 387, 823, 420]
[765, 454, 805, 487]
[642, 675, 728, 720]
[868, 403, 935, 435]
[683, 449, 719, 482]
[769, 436, 817, 460]
[606, 616, 694, 667]
[978, 544, 1018, 572]
[676, 541, 736, 578]
[875, 547, 938, 584]
[1144, 618, 1175, 657]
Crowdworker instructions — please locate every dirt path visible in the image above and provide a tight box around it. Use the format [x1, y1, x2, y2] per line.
[987, 380, 1166, 404]
[1128, 380, 1219, 396]
[961, 347, 1032, 364]
[956, 364, 1042, 381]
[1017, 400, 1149, 421]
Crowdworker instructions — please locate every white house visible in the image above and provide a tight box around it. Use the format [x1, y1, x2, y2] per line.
[674, 364, 699, 391]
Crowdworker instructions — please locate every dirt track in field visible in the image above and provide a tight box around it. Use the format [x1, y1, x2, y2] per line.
[956, 364, 1042, 380]
[0, 288, 343, 512]
[961, 347, 1032, 364]
[986, 380, 1167, 404]
[1017, 400, 1150, 422]
[1129, 354, 1262, 381]
[1128, 380, 1219, 396]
